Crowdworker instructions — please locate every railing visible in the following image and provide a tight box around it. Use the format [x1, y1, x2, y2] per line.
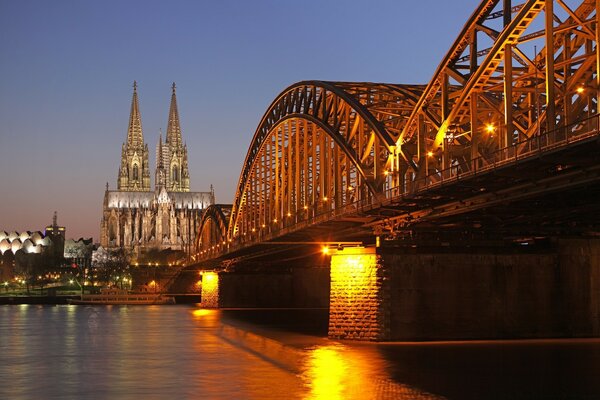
[405, 114, 599, 195]
[197, 114, 599, 262]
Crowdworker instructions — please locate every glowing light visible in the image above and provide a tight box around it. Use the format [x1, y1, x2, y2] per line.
[192, 309, 214, 317]
[303, 205, 308, 210]
[69, 280, 74, 284]
[201, 272, 219, 308]
[273, 219, 278, 223]
[576, 86, 585, 94]
[304, 346, 348, 399]
[323, 197, 328, 202]
[427, 151, 434, 157]
[251, 228, 256, 232]
[383, 170, 389, 176]
[347, 186, 354, 191]
[485, 123, 495, 133]
[261, 224, 266, 228]
[322, 246, 330, 255]
[287, 212, 291, 217]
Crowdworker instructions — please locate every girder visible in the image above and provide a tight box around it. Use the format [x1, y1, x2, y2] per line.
[194, 0, 599, 263]
[227, 81, 424, 240]
[194, 204, 230, 257]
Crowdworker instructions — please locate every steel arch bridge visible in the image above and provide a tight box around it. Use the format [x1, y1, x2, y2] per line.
[193, 0, 599, 263]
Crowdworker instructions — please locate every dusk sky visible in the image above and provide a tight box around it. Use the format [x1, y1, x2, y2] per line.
[0, 0, 479, 241]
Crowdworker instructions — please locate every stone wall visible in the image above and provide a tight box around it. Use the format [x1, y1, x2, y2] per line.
[328, 247, 390, 341]
[200, 272, 220, 308]
[212, 267, 330, 309]
[383, 239, 600, 340]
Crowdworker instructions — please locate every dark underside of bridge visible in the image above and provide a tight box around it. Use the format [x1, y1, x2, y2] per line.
[372, 135, 600, 244]
[198, 136, 600, 269]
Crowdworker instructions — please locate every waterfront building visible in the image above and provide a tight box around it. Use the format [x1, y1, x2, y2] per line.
[99, 82, 213, 257]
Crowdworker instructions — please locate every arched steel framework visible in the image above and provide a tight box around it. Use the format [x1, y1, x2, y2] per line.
[195, 0, 598, 261]
[227, 81, 424, 240]
[195, 204, 230, 255]
[395, 0, 598, 187]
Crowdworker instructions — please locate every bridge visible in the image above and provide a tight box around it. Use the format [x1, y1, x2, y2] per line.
[187, 0, 600, 341]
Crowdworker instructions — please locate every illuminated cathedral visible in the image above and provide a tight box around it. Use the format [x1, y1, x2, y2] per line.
[100, 82, 213, 256]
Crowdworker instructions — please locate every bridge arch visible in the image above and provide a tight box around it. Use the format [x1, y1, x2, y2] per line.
[195, 204, 230, 256]
[228, 81, 423, 240]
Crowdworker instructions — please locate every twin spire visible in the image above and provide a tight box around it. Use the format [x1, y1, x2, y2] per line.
[119, 82, 190, 193]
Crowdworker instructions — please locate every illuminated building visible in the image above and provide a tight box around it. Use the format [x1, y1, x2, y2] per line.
[100, 82, 214, 256]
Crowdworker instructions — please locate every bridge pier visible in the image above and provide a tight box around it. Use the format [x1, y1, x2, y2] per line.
[328, 247, 390, 340]
[192, 239, 599, 341]
[326, 239, 600, 341]
[200, 271, 220, 308]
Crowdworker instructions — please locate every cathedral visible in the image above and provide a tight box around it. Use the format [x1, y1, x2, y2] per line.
[100, 82, 213, 256]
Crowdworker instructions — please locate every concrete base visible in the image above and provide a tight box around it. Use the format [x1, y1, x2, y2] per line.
[215, 267, 330, 309]
[384, 239, 600, 340]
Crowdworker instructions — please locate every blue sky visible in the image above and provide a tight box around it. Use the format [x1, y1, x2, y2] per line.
[0, 0, 479, 240]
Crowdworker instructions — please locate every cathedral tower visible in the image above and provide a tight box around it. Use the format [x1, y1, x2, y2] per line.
[118, 81, 151, 191]
[158, 82, 190, 192]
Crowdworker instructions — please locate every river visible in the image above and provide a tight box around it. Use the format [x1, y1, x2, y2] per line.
[1, 305, 600, 399]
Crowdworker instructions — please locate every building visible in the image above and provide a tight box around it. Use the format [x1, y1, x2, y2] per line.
[100, 82, 213, 257]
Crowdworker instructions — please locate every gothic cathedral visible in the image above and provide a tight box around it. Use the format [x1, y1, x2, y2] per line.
[100, 82, 213, 257]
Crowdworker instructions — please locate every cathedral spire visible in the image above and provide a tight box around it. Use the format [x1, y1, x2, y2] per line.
[127, 80, 144, 149]
[166, 82, 182, 147]
[118, 81, 150, 191]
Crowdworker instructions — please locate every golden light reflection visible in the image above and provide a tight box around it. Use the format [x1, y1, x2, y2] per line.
[303, 346, 348, 399]
[301, 344, 441, 399]
[201, 271, 219, 308]
[192, 309, 214, 318]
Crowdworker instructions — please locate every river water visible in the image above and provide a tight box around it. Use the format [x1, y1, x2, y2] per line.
[2, 305, 600, 399]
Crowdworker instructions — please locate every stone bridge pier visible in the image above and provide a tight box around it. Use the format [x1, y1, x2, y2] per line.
[198, 238, 600, 341]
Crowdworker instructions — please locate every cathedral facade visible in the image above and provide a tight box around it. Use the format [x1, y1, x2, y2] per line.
[100, 82, 213, 256]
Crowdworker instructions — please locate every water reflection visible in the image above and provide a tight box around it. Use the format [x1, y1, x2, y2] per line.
[2, 305, 600, 400]
[301, 344, 443, 400]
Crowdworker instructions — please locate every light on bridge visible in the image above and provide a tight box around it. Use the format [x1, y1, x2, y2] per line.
[273, 219, 278, 223]
[485, 123, 495, 134]
[322, 246, 330, 255]
[287, 212, 291, 217]
[303, 205, 309, 210]
[576, 86, 585, 94]
[323, 197, 328, 202]
[427, 151, 434, 158]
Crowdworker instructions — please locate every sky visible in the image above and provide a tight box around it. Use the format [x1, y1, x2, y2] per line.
[0, 0, 480, 241]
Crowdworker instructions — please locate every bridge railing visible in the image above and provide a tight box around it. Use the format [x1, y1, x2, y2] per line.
[386, 113, 599, 198]
[197, 114, 599, 261]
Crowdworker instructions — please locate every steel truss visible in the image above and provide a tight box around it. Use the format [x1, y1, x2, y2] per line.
[195, 0, 598, 260]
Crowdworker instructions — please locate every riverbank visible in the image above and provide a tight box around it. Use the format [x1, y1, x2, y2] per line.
[0, 294, 201, 305]
[0, 295, 79, 305]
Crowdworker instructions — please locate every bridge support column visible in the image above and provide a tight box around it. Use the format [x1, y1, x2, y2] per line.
[200, 271, 220, 308]
[328, 247, 390, 341]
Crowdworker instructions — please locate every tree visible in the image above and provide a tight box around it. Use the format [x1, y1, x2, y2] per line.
[14, 251, 47, 294]
[92, 247, 131, 288]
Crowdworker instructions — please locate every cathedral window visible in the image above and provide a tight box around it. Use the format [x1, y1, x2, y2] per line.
[133, 164, 139, 181]
[173, 165, 179, 182]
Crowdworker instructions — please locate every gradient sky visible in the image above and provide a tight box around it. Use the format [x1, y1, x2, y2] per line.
[0, 0, 479, 241]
